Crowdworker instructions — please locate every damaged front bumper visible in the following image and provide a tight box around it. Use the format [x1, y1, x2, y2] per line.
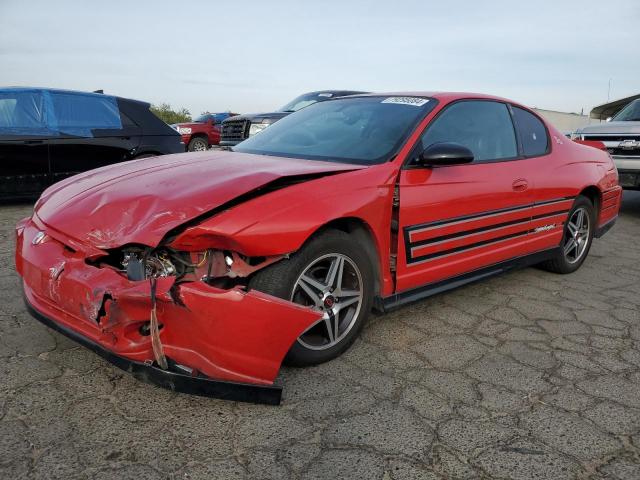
[24, 300, 284, 404]
[16, 216, 321, 405]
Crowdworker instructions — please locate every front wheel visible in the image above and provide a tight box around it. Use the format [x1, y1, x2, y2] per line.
[187, 137, 208, 152]
[540, 195, 595, 274]
[248, 230, 374, 366]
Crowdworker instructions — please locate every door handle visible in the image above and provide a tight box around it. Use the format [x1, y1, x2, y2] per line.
[512, 179, 529, 192]
[24, 140, 44, 145]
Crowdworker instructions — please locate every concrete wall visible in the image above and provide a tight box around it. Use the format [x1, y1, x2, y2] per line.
[533, 109, 600, 134]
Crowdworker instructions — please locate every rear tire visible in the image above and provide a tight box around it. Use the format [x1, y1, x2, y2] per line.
[188, 137, 208, 152]
[539, 195, 595, 274]
[248, 230, 374, 366]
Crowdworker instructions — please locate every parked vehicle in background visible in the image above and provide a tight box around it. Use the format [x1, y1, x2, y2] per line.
[219, 90, 367, 147]
[0, 87, 183, 200]
[172, 112, 238, 151]
[573, 98, 640, 190]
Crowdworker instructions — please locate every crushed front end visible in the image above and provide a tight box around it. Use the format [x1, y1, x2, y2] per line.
[15, 214, 321, 405]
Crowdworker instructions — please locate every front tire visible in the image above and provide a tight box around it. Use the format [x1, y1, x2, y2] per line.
[187, 137, 208, 152]
[248, 230, 374, 366]
[540, 195, 595, 274]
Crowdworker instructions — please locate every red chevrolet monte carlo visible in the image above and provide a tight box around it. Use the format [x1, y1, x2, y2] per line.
[16, 93, 621, 404]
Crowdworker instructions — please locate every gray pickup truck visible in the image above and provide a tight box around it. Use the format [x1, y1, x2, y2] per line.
[574, 98, 640, 190]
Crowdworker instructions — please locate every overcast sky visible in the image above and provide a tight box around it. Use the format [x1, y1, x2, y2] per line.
[1, 0, 638, 116]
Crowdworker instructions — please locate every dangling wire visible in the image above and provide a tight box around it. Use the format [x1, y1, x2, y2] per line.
[168, 250, 210, 268]
[149, 277, 168, 370]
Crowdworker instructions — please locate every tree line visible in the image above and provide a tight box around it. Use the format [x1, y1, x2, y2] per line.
[150, 103, 191, 124]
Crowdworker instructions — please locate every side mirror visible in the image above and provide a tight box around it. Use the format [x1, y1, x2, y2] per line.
[417, 142, 474, 166]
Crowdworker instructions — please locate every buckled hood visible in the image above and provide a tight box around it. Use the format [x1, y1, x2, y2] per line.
[35, 150, 363, 249]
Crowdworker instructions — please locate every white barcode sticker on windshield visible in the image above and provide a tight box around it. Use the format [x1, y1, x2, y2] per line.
[381, 97, 429, 107]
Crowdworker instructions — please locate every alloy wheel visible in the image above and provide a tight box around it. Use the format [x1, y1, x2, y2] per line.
[290, 253, 364, 351]
[193, 140, 207, 151]
[563, 206, 590, 264]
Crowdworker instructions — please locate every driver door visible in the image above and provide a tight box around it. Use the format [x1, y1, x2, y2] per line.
[395, 100, 537, 292]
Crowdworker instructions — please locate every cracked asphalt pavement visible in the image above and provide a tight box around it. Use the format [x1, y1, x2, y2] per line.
[2, 192, 640, 479]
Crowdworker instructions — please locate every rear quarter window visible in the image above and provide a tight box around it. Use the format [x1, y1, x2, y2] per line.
[50, 92, 122, 136]
[512, 107, 549, 157]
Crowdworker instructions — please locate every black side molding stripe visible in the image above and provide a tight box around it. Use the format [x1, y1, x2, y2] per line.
[407, 196, 575, 238]
[534, 196, 576, 207]
[407, 204, 532, 237]
[411, 218, 530, 249]
[411, 209, 569, 248]
[409, 229, 531, 264]
[409, 222, 565, 265]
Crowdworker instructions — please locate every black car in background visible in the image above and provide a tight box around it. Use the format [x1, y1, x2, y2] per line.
[0, 87, 183, 200]
[219, 90, 367, 147]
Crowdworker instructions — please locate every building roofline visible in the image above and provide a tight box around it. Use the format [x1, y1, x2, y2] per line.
[590, 94, 640, 120]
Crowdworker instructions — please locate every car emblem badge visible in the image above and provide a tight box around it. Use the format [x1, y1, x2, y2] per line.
[533, 224, 556, 233]
[619, 139, 640, 150]
[323, 295, 336, 309]
[32, 231, 46, 245]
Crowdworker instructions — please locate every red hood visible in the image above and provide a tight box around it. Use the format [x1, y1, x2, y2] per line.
[36, 151, 363, 249]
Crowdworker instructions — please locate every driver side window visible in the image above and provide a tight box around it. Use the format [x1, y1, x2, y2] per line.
[420, 100, 518, 162]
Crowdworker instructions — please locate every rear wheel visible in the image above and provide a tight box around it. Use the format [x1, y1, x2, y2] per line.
[540, 195, 595, 274]
[248, 230, 374, 366]
[188, 137, 208, 152]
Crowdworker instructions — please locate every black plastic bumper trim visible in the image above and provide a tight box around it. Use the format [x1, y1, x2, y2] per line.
[23, 297, 282, 405]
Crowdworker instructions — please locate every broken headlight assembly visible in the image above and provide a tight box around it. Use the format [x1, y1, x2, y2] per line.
[121, 249, 181, 280]
[95, 246, 284, 286]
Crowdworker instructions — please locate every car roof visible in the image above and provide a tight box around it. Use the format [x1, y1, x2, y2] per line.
[0, 86, 149, 107]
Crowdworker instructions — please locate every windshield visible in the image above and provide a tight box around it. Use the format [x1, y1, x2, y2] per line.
[234, 96, 436, 165]
[195, 114, 213, 123]
[279, 93, 338, 112]
[612, 99, 640, 121]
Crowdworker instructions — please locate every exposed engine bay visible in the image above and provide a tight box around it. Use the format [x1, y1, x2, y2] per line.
[94, 246, 285, 286]
[121, 248, 183, 280]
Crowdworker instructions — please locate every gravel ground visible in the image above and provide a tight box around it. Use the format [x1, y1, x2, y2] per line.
[1, 191, 640, 480]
